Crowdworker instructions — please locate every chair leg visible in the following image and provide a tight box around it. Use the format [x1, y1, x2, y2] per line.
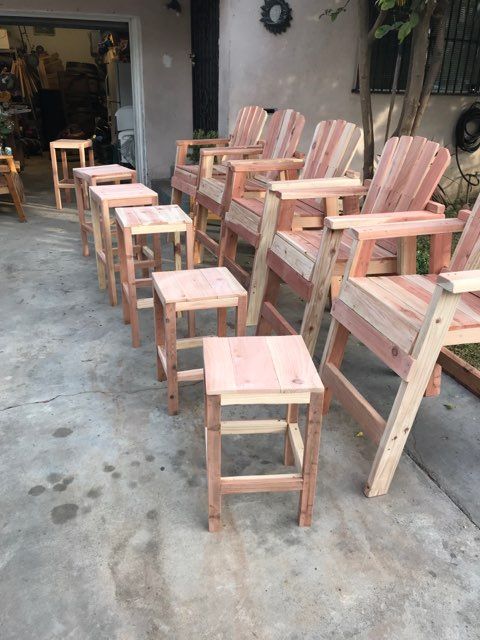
[365, 288, 459, 497]
[194, 203, 208, 264]
[206, 394, 222, 532]
[5, 173, 26, 222]
[256, 267, 282, 336]
[101, 204, 117, 306]
[171, 187, 182, 207]
[298, 391, 323, 527]
[320, 319, 350, 414]
[218, 223, 237, 267]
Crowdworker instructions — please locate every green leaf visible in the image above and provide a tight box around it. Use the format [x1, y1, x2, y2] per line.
[377, 0, 395, 9]
[375, 24, 394, 38]
[398, 21, 413, 42]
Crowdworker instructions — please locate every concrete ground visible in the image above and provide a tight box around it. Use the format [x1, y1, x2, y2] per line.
[1, 166, 480, 639]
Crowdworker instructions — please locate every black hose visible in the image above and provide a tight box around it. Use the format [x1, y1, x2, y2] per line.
[454, 101, 480, 188]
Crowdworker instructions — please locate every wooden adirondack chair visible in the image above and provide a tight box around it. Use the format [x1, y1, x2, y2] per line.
[255, 136, 451, 352]
[193, 109, 306, 262]
[171, 105, 267, 208]
[320, 199, 480, 498]
[218, 120, 362, 323]
[0, 155, 26, 222]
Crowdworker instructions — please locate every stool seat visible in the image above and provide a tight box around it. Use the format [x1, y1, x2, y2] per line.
[116, 204, 191, 233]
[153, 267, 245, 306]
[73, 164, 135, 183]
[90, 183, 157, 205]
[203, 335, 323, 399]
[50, 138, 92, 149]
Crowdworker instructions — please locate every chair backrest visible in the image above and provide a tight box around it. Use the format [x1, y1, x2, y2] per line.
[301, 119, 362, 180]
[449, 196, 480, 298]
[362, 136, 450, 254]
[363, 136, 450, 215]
[229, 106, 268, 148]
[261, 109, 305, 160]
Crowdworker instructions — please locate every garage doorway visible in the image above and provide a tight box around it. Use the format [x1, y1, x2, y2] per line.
[0, 11, 145, 208]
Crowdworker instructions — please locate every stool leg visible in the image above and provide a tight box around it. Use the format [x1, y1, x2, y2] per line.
[101, 202, 117, 306]
[79, 147, 89, 204]
[61, 150, 71, 204]
[50, 146, 62, 209]
[152, 233, 162, 272]
[91, 198, 106, 290]
[298, 392, 323, 527]
[284, 405, 298, 466]
[206, 394, 222, 532]
[194, 203, 208, 264]
[74, 176, 89, 256]
[126, 229, 140, 347]
[88, 148, 95, 167]
[154, 290, 166, 382]
[217, 308, 227, 337]
[173, 232, 182, 271]
[235, 295, 247, 337]
[185, 223, 196, 335]
[165, 303, 179, 415]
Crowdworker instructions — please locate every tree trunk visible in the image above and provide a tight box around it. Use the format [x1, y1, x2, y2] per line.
[411, 0, 450, 133]
[393, 0, 437, 136]
[358, 0, 374, 178]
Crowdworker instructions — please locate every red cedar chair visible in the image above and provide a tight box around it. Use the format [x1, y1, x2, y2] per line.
[320, 199, 480, 497]
[218, 120, 362, 323]
[193, 108, 306, 262]
[170, 105, 267, 209]
[255, 136, 451, 353]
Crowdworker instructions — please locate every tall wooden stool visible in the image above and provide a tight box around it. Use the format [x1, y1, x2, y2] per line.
[90, 183, 158, 306]
[73, 164, 137, 256]
[0, 155, 26, 222]
[153, 267, 247, 415]
[116, 205, 194, 347]
[203, 335, 324, 532]
[50, 139, 94, 209]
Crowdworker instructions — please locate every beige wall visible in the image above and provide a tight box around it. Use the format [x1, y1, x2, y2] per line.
[219, 0, 479, 199]
[3, 26, 96, 64]
[2, 1, 192, 181]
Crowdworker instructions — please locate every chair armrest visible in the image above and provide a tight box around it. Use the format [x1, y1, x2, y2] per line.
[437, 270, 480, 294]
[324, 210, 445, 231]
[176, 138, 230, 147]
[350, 217, 465, 241]
[200, 145, 263, 158]
[268, 177, 366, 200]
[226, 157, 305, 173]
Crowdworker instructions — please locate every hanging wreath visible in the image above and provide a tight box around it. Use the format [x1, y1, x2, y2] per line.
[260, 0, 292, 35]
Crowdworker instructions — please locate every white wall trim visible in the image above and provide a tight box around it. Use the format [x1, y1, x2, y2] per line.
[0, 7, 147, 182]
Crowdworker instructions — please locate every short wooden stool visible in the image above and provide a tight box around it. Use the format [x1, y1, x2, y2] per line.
[90, 183, 158, 306]
[153, 267, 247, 415]
[203, 335, 324, 532]
[116, 205, 195, 347]
[73, 164, 137, 256]
[50, 139, 94, 209]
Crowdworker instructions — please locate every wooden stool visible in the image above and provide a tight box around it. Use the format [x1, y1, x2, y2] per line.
[73, 164, 137, 256]
[116, 205, 195, 347]
[203, 335, 324, 532]
[153, 267, 247, 415]
[90, 184, 158, 306]
[50, 139, 94, 209]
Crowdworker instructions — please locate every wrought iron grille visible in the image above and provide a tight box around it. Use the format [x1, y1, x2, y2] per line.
[355, 0, 480, 96]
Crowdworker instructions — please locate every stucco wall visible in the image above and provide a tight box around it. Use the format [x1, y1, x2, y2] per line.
[1, 1, 192, 181]
[219, 0, 479, 198]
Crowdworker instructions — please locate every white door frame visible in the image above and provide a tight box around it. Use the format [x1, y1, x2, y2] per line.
[0, 8, 147, 183]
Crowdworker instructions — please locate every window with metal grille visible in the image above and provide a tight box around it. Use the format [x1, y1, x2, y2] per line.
[354, 0, 480, 95]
